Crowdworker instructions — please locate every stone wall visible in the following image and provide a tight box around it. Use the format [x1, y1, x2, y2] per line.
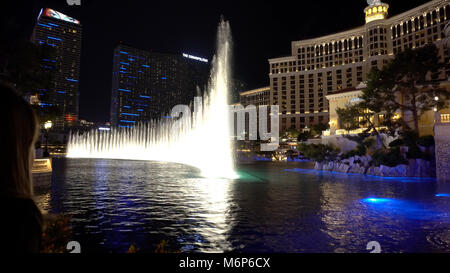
[314, 156, 435, 177]
[319, 135, 358, 153]
[434, 122, 450, 182]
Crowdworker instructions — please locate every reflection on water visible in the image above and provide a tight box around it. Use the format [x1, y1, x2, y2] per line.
[34, 158, 450, 253]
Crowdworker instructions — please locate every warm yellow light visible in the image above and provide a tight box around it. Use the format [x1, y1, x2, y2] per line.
[368, 9, 372, 15]
[378, 6, 383, 12]
[366, 13, 386, 23]
[44, 120, 52, 130]
[372, 7, 377, 13]
[383, 7, 387, 12]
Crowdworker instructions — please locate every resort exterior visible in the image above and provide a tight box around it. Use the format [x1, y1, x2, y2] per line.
[268, 0, 450, 132]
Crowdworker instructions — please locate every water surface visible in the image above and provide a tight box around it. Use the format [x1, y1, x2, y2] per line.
[35, 158, 450, 253]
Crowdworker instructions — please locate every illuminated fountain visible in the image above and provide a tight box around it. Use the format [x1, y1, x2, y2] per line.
[67, 20, 237, 179]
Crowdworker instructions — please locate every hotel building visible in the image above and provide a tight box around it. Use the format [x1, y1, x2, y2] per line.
[268, 0, 450, 132]
[110, 44, 209, 127]
[32, 8, 82, 130]
[240, 86, 270, 107]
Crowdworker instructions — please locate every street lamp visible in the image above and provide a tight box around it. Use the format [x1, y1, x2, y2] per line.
[43, 120, 52, 158]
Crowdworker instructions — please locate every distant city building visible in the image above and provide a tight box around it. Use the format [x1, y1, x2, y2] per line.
[236, 87, 271, 140]
[229, 78, 248, 104]
[269, 0, 450, 132]
[240, 86, 270, 107]
[31, 8, 82, 130]
[110, 44, 209, 127]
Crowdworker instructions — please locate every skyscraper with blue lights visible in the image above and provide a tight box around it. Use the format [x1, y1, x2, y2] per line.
[32, 8, 82, 129]
[110, 44, 209, 127]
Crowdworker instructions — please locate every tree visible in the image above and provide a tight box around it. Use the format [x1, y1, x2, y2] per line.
[311, 122, 329, 136]
[337, 44, 449, 145]
[297, 130, 312, 142]
[284, 128, 300, 139]
[373, 44, 449, 133]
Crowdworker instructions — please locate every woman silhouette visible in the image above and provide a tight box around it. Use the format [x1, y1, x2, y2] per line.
[0, 83, 43, 253]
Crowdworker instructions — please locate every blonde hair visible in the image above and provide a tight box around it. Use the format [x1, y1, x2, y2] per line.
[1, 83, 39, 198]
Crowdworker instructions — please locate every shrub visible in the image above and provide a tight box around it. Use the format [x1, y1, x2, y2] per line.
[298, 143, 339, 163]
[362, 137, 375, 148]
[41, 214, 73, 253]
[389, 138, 404, 147]
[341, 144, 367, 159]
[372, 147, 408, 167]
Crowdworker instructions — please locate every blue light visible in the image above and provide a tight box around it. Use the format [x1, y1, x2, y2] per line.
[120, 120, 136, 123]
[136, 103, 148, 107]
[120, 62, 130, 65]
[47, 36, 62, 41]
[43, 59, 56, 62]
[47, 43, 56, 47]
[118, 125, 133, 128]
[138, 71, 143, 73]
[139, 95, 150, 98]
[128, 58, 135, 61]
[119, 71, 127, 74]
[161, 77, 167, 80]
[57, 91, 66, 94]
[122, 113, 139, 116]
[137, 109, 144, 112]
[163, 116, 173, 119]
[119, 51, 129, 54]
[142, 65, 150, 68]
[435, 193, 450, 197]
[362, 198, 392, 204]
[118, 88, 131, 92]
[128, 76, 137, 79]
[37, 23, 52, 28]
[359, 197, 446, 221]
[66, 78, 78, 82]
[123, 106, 131, 109]
[47, 23, 59, 27]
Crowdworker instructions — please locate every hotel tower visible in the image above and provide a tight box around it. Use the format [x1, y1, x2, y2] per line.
[269, 0, 450, 132]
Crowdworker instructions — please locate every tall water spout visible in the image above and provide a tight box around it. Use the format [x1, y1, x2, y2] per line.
[67, 20, 237, 179]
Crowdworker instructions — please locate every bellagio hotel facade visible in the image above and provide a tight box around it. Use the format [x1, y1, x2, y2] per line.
[268, 0, 450, 132]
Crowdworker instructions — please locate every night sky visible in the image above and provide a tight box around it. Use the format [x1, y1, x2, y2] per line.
[5, 0, 430, 122]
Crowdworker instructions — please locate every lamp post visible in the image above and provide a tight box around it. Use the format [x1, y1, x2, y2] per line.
[43, 120, 52, 158]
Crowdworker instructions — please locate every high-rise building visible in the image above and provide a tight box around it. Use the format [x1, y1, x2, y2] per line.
[32, 8, 82, 129]
[110, 44, 209, 127]
[269, 0, 450, 132]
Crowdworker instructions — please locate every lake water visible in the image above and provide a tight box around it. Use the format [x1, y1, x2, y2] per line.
[34, 158, 450, 253]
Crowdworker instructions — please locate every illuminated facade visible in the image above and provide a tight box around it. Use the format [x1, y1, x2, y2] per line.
[269, 0, 450, 132]
[325, 82, 450, 136]
[110, 44, 209, 127]
[32, 8, 82, 130]
[240, 87, 270, 107]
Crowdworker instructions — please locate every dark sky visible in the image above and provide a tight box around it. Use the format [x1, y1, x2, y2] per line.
[5, 0, 430, 122]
